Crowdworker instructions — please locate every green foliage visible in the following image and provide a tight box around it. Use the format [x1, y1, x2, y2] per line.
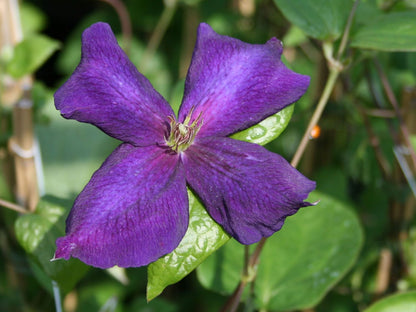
[364, 291, 416, 312]
[147, 101, 296, 300]
[14, 196, 89, 294]
[3, 0, 416, 310]
[6, 35, 60, 78]
[20, 2, 47, 36]
[273, 0, 353, 41]
[351, 11, 416, 52]
[197, 191, 363, 311]
[147, 190, 230, 301]
[231, 105, 294, 145]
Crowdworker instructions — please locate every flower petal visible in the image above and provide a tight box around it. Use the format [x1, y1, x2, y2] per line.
[178, 23, 310, 137]
[183, 137, 316, 244]
[54, 22, 172, 146]
[55, 144, 188, 268]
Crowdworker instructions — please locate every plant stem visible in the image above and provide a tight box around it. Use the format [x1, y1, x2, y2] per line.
[356, 104, 392, 178]
[290, 68, 339, 168]
[220, 239, 267, 312]
[224, 63, 340, 312]
[221, 1, 360, 310]
[100, 0, 132, 54]
[0, 198, 27, 214]
[374, 58, 416, 172]
[139, 0, 177, 71]
[52, 280, 63, 312]
[220, 41, 340, 312]
[336, 0, 360, 60]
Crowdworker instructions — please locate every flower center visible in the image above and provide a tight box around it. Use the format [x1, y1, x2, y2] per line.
[166, 107, 203, 153]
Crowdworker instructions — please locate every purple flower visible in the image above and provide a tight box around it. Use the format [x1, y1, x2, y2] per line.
[54, 22, 315, 269]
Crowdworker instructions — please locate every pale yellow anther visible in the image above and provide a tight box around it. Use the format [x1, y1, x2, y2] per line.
[165, 107, 203, 153]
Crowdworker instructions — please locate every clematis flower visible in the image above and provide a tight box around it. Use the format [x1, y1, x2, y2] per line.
[54, 22, 316, 269]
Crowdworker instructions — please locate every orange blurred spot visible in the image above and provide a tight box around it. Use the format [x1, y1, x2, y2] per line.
[310, 125, 321, 139]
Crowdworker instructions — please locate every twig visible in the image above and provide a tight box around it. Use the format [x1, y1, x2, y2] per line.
[365, 63, 400, 145]
[0, 198, 27, 214]
[374, 58, 416, 172]
[363, 108, 396, 118]
[139, 0, 178, 71]
[375, 248, 393, 295]
[357, 104, 392, 178]
[100, 0, 132, 54]
[394, 146, 416, 200]
[291, 68, 340, 168]
[336, 0, 360, 60]
[220, 280, 247, 312]
[220, 239, 267, 312]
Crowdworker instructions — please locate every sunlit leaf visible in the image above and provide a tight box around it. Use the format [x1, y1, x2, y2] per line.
[6, 35, 60, 78]
[146, 103, 295, 300]
[197, 191, 364, 311]
[364, 291, 416, 312]
[231, 105, 294, 146]
[147, 190, 230, 301]
[20, 2, 47, 36]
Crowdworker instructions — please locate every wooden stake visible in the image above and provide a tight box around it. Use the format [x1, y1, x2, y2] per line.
[1, 0, 39, 211]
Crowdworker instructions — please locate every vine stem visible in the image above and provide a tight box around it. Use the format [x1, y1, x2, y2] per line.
[139, 0, 178, 71]
[374, 58, 416, 172]
[220, 1, 360, 310]
[0, 198, 27, 214]
[100, 0, 132, 54]
[52, 281, 63, 312]
[238, 66, 341, 302]
[290, 67, 340, 168]
[222, 68, 339, 309]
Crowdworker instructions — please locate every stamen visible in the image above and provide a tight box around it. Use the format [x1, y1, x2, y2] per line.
[165, 107, 203, 153]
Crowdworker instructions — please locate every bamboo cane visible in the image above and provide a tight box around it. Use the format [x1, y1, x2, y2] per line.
[1, 0, 39, 212]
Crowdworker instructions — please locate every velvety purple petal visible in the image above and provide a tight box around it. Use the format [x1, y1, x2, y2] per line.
[54, 22, 172, 146]
[183, 137, 315, 245]
[178, 23, 310, 137]
[55, 144, 187, 268]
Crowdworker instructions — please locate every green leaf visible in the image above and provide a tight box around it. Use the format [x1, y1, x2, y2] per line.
[14, 196, 89, 294]
[231, 105, 294, 145]
[282, 26, 309, 48]
[364, 291, 416, 312]
[196, 239, 245, 295]
[20, 2, 47, 36]
[147, 190, 230, 301]
[273, 0, 353, 41]
[168, 82, 294, 144]
[197, 191, 364, 311]
[6, 35, 60, 78]
[147, 103, 295, 300]
[351, 11, 416, 52]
